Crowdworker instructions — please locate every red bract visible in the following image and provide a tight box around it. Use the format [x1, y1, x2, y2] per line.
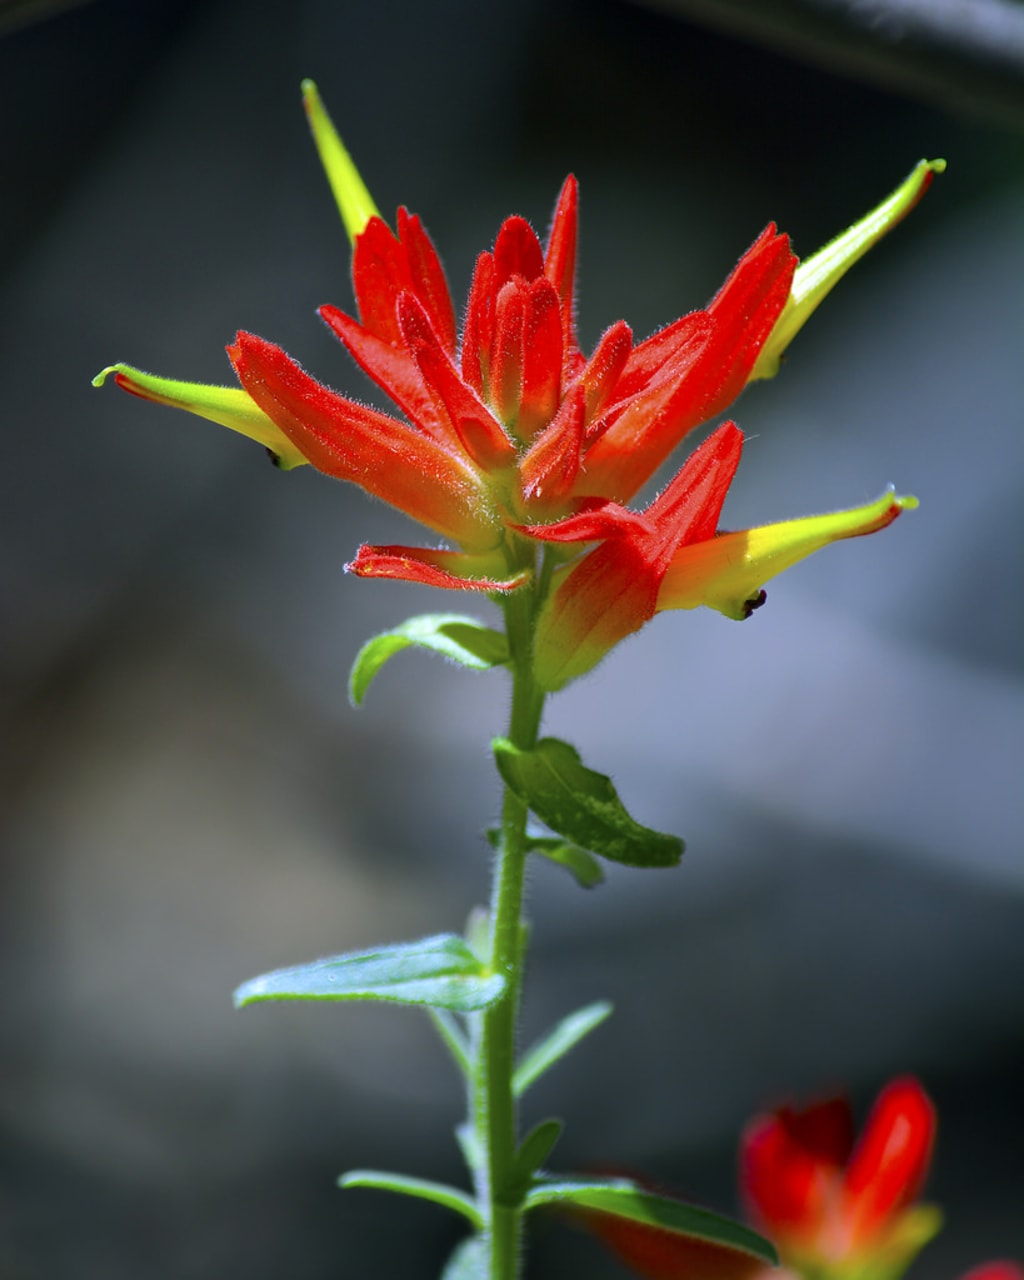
[230, 176, 797, 585]
[741, 1078, 939, 1280]
[96, 86, 939, 686]
[960, 1264, 1024, 1280]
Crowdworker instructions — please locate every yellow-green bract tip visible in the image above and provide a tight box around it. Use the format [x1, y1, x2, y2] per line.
[91, 359, 309, 470]
[751, 158, 945, 382]
[301, 78, 380, 245]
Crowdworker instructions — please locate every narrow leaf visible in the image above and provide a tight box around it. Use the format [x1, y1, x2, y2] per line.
[339, 1169, 483, 1229]
[493, 737, 683, 868]
[442, 1235, 486, 1280]
[514, 1001, 613, 1096]
[487, 827, 604, 889]
[427, 1008, 471, 1077]
[233, 933, 506, 1013]
[530, 838, 605, 888]
[455, 1122, 482, 1176]
[514, 1119, 564, 1186]
[350, 613, 509, 705]
[524, 1177, 779, 1266]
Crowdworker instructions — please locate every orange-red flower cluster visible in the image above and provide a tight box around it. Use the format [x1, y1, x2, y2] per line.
[96, 85, 939, 688]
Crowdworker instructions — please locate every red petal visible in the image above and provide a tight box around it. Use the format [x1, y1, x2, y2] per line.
[533, 538, 659, 691]
[228, 332, 493, 547]
[350, 211, 457, 357]
[642, 422, 743, 569]
[740, 1108, 841, 1240]
[490, 278, 526, 426]
[351, 216, 413, 346]
[519, 384, 587, 509]
[347, 543, 528, 591]
[515, 493, 653, 544]
[543, 174, 579, 366]
[518, 277, 564, 438]
[493, 215, 545, 285]
[579, 316, 715, 501]
[701, 224, 797, 417]
[580, 320, 633, 433]
[461, 251, 495, 397]
[398, 293, 515, 472]
[318, 304, 442, 441]
[396, 206, 457, 354]
[843, 1078, 935, 1240]
[582, 231, 792, 501]
[615, 311, 709, 402]
[960, 1264, 1024, 1280]
[782, 1098, 856, 1167]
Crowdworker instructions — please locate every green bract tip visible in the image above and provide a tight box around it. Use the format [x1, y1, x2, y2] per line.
[751, 158, 946, 381]
[301, 78, 380, 244]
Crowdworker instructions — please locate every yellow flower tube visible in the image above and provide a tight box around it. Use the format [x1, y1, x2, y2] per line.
[92, 364, 309, 469]
[751, 159, 945, 381]
[657, 487, 918, 620]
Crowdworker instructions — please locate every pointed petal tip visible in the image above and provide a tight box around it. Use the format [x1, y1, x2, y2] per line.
[92, 365, 118, 388]
[301, 79, 380, 244]
[751, 160, 944, 382]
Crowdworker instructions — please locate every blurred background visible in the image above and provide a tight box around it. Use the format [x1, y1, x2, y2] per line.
[1, 0, 1021, 1276]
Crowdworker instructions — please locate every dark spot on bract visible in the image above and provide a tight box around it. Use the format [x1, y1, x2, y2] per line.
[266, 448, 283, 468]
[743, 589, 767, 619]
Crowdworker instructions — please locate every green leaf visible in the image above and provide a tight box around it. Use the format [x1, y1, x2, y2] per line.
[486, 828, 604, 889]
[513, 1001, 613, 1097]
[441, 1235, 486, 1280]
[339, 1169, 482, 1229]
[523, 1176, 779, 1266]
[233, 934, 506, 1013]
[492, 738, 683, 868]
[427, 1008, 471, 1077]
[349, 614, 509, 705]
[454, 1122, 482, 1176]
[528, 837, 605, 888]
[513, 1119, 563, 1188]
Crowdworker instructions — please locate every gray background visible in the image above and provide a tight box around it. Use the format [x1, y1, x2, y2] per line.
[1, 0, 1021, 1277]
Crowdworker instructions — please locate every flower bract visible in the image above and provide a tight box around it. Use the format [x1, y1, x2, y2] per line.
[94, 81, 938, 686]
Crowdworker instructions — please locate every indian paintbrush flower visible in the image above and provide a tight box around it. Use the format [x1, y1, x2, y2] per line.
[582, 1078, 952, 1280]
[741, 1077, 940, 1280]
[94, 81, 940, 687]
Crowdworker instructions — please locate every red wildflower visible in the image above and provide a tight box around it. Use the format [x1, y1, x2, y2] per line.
[741, 1078, 940, 1280]
[959, 1264, 1024, 1280]
[95, 82, 940, 683]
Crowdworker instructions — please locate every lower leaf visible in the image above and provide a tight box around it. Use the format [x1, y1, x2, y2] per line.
[349, 613, 509, 704]
[524, 1176, 778, 1267]
[339, 1169, 482, 1229]
[493, 737, 683, 868]
[233, 933, 507, 1013]
[441, 1235, 486, 1280]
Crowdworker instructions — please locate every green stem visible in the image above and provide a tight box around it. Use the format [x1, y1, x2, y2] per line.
[471, 578, 546, 1280]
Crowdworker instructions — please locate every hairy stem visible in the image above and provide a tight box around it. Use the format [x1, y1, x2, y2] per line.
[472, 579, 545, 1280]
